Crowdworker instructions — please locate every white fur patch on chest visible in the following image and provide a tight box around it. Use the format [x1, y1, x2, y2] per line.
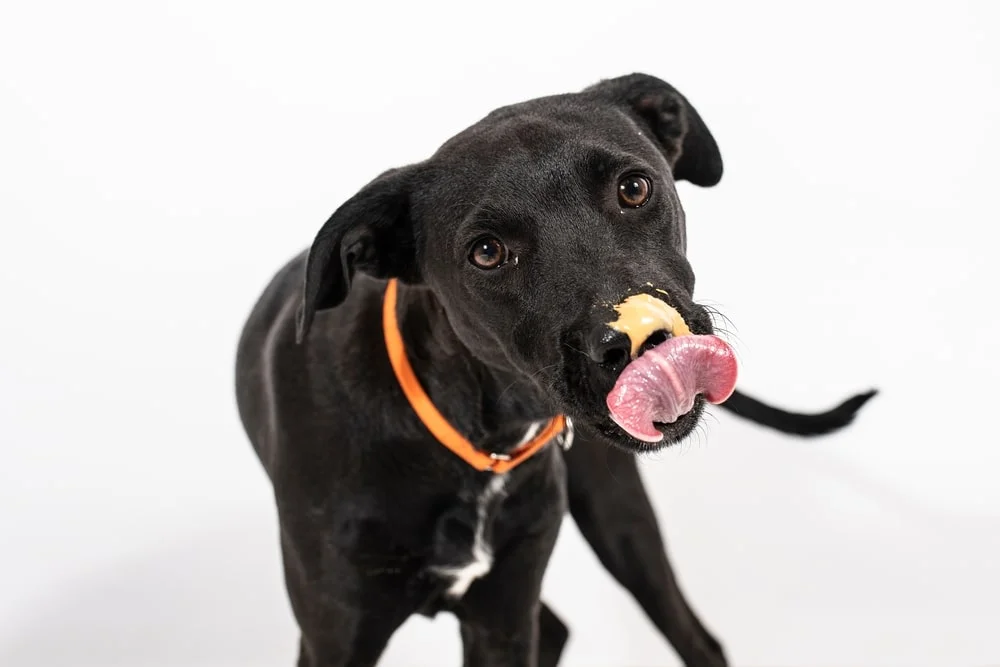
[432, 473, 507, 598]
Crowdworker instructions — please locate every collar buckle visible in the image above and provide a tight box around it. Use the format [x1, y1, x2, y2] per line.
[556, 417, 575, 451]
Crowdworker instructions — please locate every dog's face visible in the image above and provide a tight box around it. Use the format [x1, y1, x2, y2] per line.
[297, 74, 728, 451]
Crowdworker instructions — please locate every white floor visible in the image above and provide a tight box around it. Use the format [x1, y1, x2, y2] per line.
[3, 412, 998, 667]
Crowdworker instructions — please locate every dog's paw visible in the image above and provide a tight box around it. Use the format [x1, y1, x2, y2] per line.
[678, 633, 728, 667]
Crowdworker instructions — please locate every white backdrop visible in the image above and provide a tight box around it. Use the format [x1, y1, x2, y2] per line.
[2, 1, 999, 666]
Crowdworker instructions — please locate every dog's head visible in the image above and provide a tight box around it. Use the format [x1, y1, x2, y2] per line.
[297, 73, 734, 452]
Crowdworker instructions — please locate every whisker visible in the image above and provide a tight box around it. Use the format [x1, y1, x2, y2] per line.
[697, 304, 747, 353]
[687, 422, 707, 452]
[562, 342, 589, 358]
[699, 303, 738, 328]
[497, 362, 562, 404]
[700, 409, 721, 429]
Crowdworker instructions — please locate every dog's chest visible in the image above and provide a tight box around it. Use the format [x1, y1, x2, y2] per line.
[426, 474, 508, 599]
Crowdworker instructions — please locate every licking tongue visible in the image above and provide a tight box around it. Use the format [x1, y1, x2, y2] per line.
[606, 334, 738, 443]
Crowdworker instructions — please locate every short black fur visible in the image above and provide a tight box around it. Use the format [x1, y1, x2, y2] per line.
[235, 73, 875, 667]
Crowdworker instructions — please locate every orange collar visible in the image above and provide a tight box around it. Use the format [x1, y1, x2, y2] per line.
[382, 278, 569, 474]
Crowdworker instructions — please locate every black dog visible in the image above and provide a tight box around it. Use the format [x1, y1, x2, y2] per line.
[235, 73, 874, 667]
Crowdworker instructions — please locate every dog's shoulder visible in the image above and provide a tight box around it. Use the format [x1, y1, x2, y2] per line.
[235, 251, 389, 472]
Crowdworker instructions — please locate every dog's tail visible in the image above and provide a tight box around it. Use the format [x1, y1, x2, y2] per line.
[718, 388, 878, 436]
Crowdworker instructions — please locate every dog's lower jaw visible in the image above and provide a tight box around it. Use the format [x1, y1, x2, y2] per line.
[587, 396, 706, 453]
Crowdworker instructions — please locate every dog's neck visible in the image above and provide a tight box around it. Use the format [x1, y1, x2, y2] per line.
[391, 283, 556, 454]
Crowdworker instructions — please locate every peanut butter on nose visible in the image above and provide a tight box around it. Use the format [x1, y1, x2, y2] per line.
[607, 293, 692, 359]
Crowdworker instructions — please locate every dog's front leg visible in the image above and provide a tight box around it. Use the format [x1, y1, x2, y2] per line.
[279, 520, 415, 667]
[563, 435, 728, 667]
[456, 506, 564, 667]
[459, 616, 538, 667]
[535, 602, 569, 667]
[458, 600, 568, 667]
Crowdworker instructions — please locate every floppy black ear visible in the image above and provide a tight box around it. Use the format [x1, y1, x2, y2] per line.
[296, 167, 418, 343]
[585, 73, 723, 187]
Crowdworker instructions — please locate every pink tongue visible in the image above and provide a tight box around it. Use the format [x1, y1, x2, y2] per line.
[606, 335, 738, 443]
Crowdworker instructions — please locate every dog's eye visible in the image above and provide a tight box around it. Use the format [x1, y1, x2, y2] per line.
[469, 236, 508, 270]
[618, 174, 652, 208]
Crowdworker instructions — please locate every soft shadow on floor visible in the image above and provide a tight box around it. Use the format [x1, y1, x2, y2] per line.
[0, 512, 298, 667]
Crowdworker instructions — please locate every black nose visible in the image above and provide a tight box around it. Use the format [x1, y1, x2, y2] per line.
[586, 325, 633, 366]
